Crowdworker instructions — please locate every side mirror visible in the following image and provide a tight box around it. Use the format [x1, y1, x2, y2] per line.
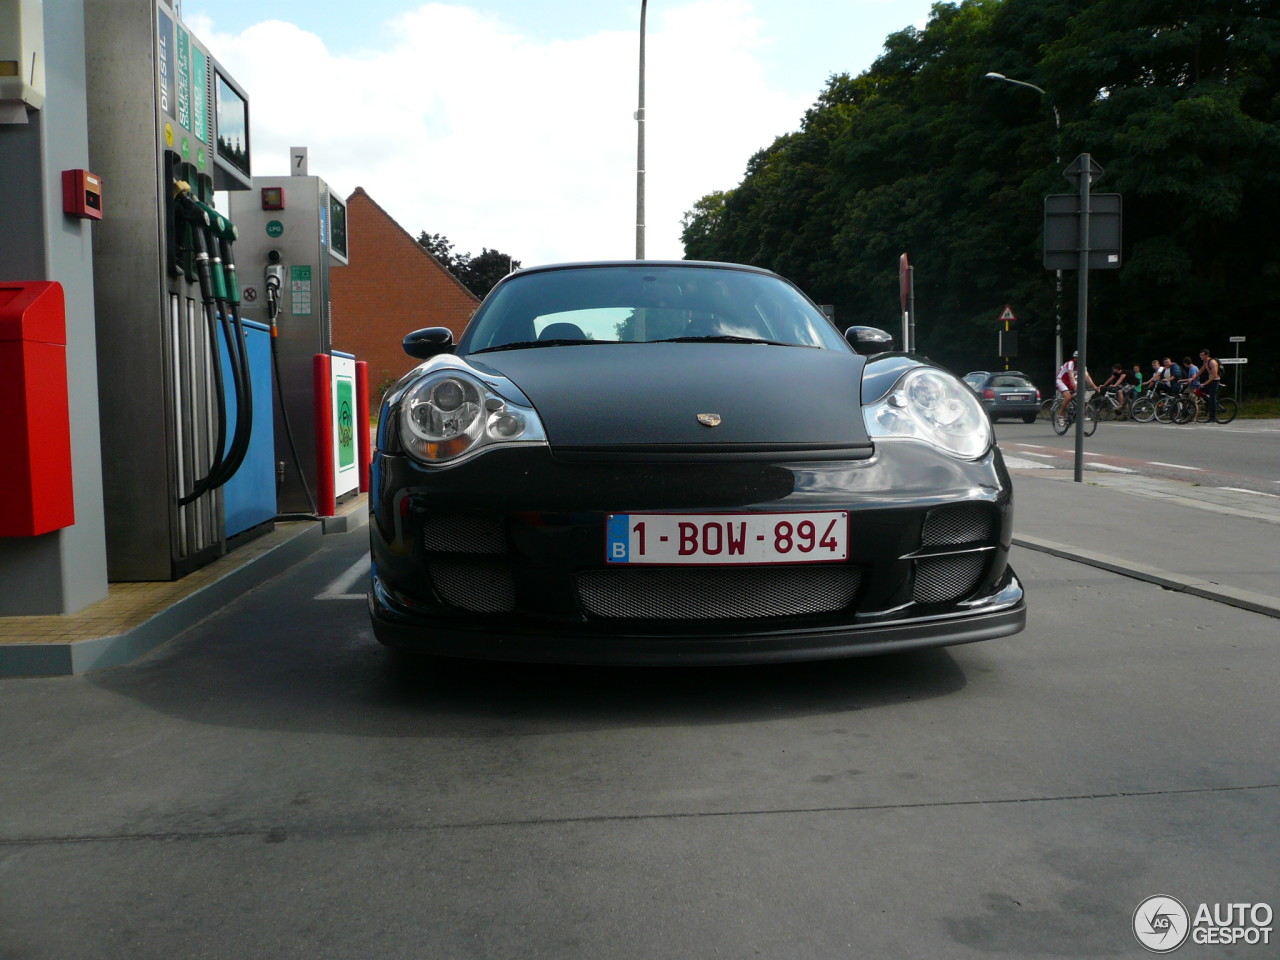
[402, 327, 455, 359]
[843, 325, 895, 355]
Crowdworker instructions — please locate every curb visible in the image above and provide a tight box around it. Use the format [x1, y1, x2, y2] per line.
[1012, 534, 1280, 620]
[0, 507, 369, 678]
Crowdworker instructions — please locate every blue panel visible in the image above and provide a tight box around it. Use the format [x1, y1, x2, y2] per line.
[221, 320, 277, 537]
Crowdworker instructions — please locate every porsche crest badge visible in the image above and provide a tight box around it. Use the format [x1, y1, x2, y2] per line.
[696, 413, 722, 427]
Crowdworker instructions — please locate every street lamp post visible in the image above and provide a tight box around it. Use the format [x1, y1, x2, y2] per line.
[636, 1, 647, 260]
[984, 71, 1063, 372]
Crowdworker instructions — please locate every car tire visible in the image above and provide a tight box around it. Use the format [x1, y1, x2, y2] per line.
[1022, 413, 1036, 424]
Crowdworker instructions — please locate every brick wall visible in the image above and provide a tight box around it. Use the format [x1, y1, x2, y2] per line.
[330, 187, 480, 406]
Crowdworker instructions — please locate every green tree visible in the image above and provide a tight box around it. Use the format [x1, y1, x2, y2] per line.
[456, 248, 522, 299]
[681, 0, 1280, 387]
[416, 231, 465, 273]
[416, 232, 522, 298]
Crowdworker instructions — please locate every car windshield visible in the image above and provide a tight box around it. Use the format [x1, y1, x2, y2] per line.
[992, 376, 1034, 389]
[460, 265, 848, 354]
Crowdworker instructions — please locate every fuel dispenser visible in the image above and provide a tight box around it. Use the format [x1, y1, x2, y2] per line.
[84, 0, 271, 579]
[230, 160, 354, 515]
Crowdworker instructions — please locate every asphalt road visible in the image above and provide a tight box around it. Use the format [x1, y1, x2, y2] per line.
[995, 418, 1280, 495]
[2, 527, 1276, 959]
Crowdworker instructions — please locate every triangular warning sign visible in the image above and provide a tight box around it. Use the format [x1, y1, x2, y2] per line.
[998, 304, 1017, 322]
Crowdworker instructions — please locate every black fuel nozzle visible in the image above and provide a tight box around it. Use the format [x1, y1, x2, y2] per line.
[264, 251, 285, 326]
[171, 181, 208, 281]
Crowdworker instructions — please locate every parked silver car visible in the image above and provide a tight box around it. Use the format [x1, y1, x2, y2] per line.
[963, 371, 1042, 423]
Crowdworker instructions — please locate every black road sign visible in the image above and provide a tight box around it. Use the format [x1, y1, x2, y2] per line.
[1062, 154, 1104, 188]
[1043, 193, 1123, 270]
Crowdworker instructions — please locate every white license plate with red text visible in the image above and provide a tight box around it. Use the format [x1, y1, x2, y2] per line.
[606, 512, 848, 565]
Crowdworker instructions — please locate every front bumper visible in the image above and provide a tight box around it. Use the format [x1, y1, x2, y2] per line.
[368, 443, 1026, 665]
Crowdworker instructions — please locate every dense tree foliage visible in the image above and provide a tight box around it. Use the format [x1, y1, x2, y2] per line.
[682, 0, 1280, 388]
[416, 231, 521, 298]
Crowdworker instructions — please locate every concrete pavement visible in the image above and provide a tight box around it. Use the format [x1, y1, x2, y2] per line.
[2, 446, 1277, 959]
[1005, 464, 1280, 619]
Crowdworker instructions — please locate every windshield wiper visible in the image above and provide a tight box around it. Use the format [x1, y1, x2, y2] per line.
[651, 335, 805, 347]
[472, 338, 613, 354]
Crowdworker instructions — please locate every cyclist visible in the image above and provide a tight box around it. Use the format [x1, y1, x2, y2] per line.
[1149, 359, 1167, 395]
[1098, 363, 1130, 418]
[1151, 358, 1175, 399]
[1198, 348, 1223, 421]
[1129, 364, 1144, 405]
[1054, 351, 1097, 426]
[1178, 355, 1199, 393]
[1161, 356, 1184, 393]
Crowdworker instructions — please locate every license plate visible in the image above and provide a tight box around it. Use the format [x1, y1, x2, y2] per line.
[1003, 394, 1029, 401]
[606, 512, 848, 565]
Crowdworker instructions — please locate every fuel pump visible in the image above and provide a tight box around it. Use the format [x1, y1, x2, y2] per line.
[170, 180, 254, 504]
[262, 253, 317, 516]
[84, 1, 272, 580]
[231, 163, 349, 515]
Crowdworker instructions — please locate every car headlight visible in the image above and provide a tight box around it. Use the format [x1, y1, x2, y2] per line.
[863, 367, 992, 459]
[399, 370, 546, 464]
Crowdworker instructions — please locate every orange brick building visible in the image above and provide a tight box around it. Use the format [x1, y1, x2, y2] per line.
[330, 187, 480, 405]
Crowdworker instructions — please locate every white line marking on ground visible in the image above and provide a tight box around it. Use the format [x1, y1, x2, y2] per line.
[1019, 452, 1055, 458]
[1220, 487, 1280, 499]
[1087, 463, 1137, 473]
[1148, 461, 1202, 470]
[317, 554, 370, 600]
[1004, 457, 1054, 470]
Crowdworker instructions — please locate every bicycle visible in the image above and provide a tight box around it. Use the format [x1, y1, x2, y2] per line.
[1130, 382, 1174, 423]
[1133, 383, 1185, 423]
[1090, 388, 1129, 422]
[1154, 391, 1184, 424]
[1051, 397, 1097, 437]
[1176, 385, 1238, 424]
[1130, 390, 1157, 423]
[1037, 395, 1061, 422]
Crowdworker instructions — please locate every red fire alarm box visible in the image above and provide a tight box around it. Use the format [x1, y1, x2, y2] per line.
[0, 282, 76, 536]
[62, 169, 103, 220]
[261, 185, 285, 210]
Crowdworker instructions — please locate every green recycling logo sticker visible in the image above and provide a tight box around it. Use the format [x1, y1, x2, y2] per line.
[337, 380, 355, 469]
[266, 220, 284, 238]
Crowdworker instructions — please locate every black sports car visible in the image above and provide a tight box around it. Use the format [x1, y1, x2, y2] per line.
[368, 261, 1025, 664]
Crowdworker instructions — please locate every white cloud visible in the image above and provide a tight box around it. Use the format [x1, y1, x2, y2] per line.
[190, 2, 807, 264]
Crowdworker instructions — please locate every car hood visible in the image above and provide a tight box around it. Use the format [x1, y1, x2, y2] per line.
[470, 342, 871, 449]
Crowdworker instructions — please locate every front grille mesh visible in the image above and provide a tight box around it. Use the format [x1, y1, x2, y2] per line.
[422, 514, 506, 554]
[427, 558, 516, 613]
[921, 503, 995, 546]
[913, 554, 986, 605]
[577, 565, 861, 620]
[416, 505, 998, 617]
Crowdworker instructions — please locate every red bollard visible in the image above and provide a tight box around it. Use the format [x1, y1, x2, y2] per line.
[313, 353, 335, 517]
[356, 360, 370, 493]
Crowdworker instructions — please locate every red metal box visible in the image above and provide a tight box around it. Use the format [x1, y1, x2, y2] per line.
[0, 281, 76, 536]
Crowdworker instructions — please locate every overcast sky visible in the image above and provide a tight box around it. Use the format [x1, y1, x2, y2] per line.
[182, 0, 937, 265]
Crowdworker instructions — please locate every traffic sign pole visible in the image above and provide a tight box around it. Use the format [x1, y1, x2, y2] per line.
[908, 266, 916, 354]
[1230, 336, 1245, 402]
[997, 304, 1017, 371]
[1073, 154, 1093, 483]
